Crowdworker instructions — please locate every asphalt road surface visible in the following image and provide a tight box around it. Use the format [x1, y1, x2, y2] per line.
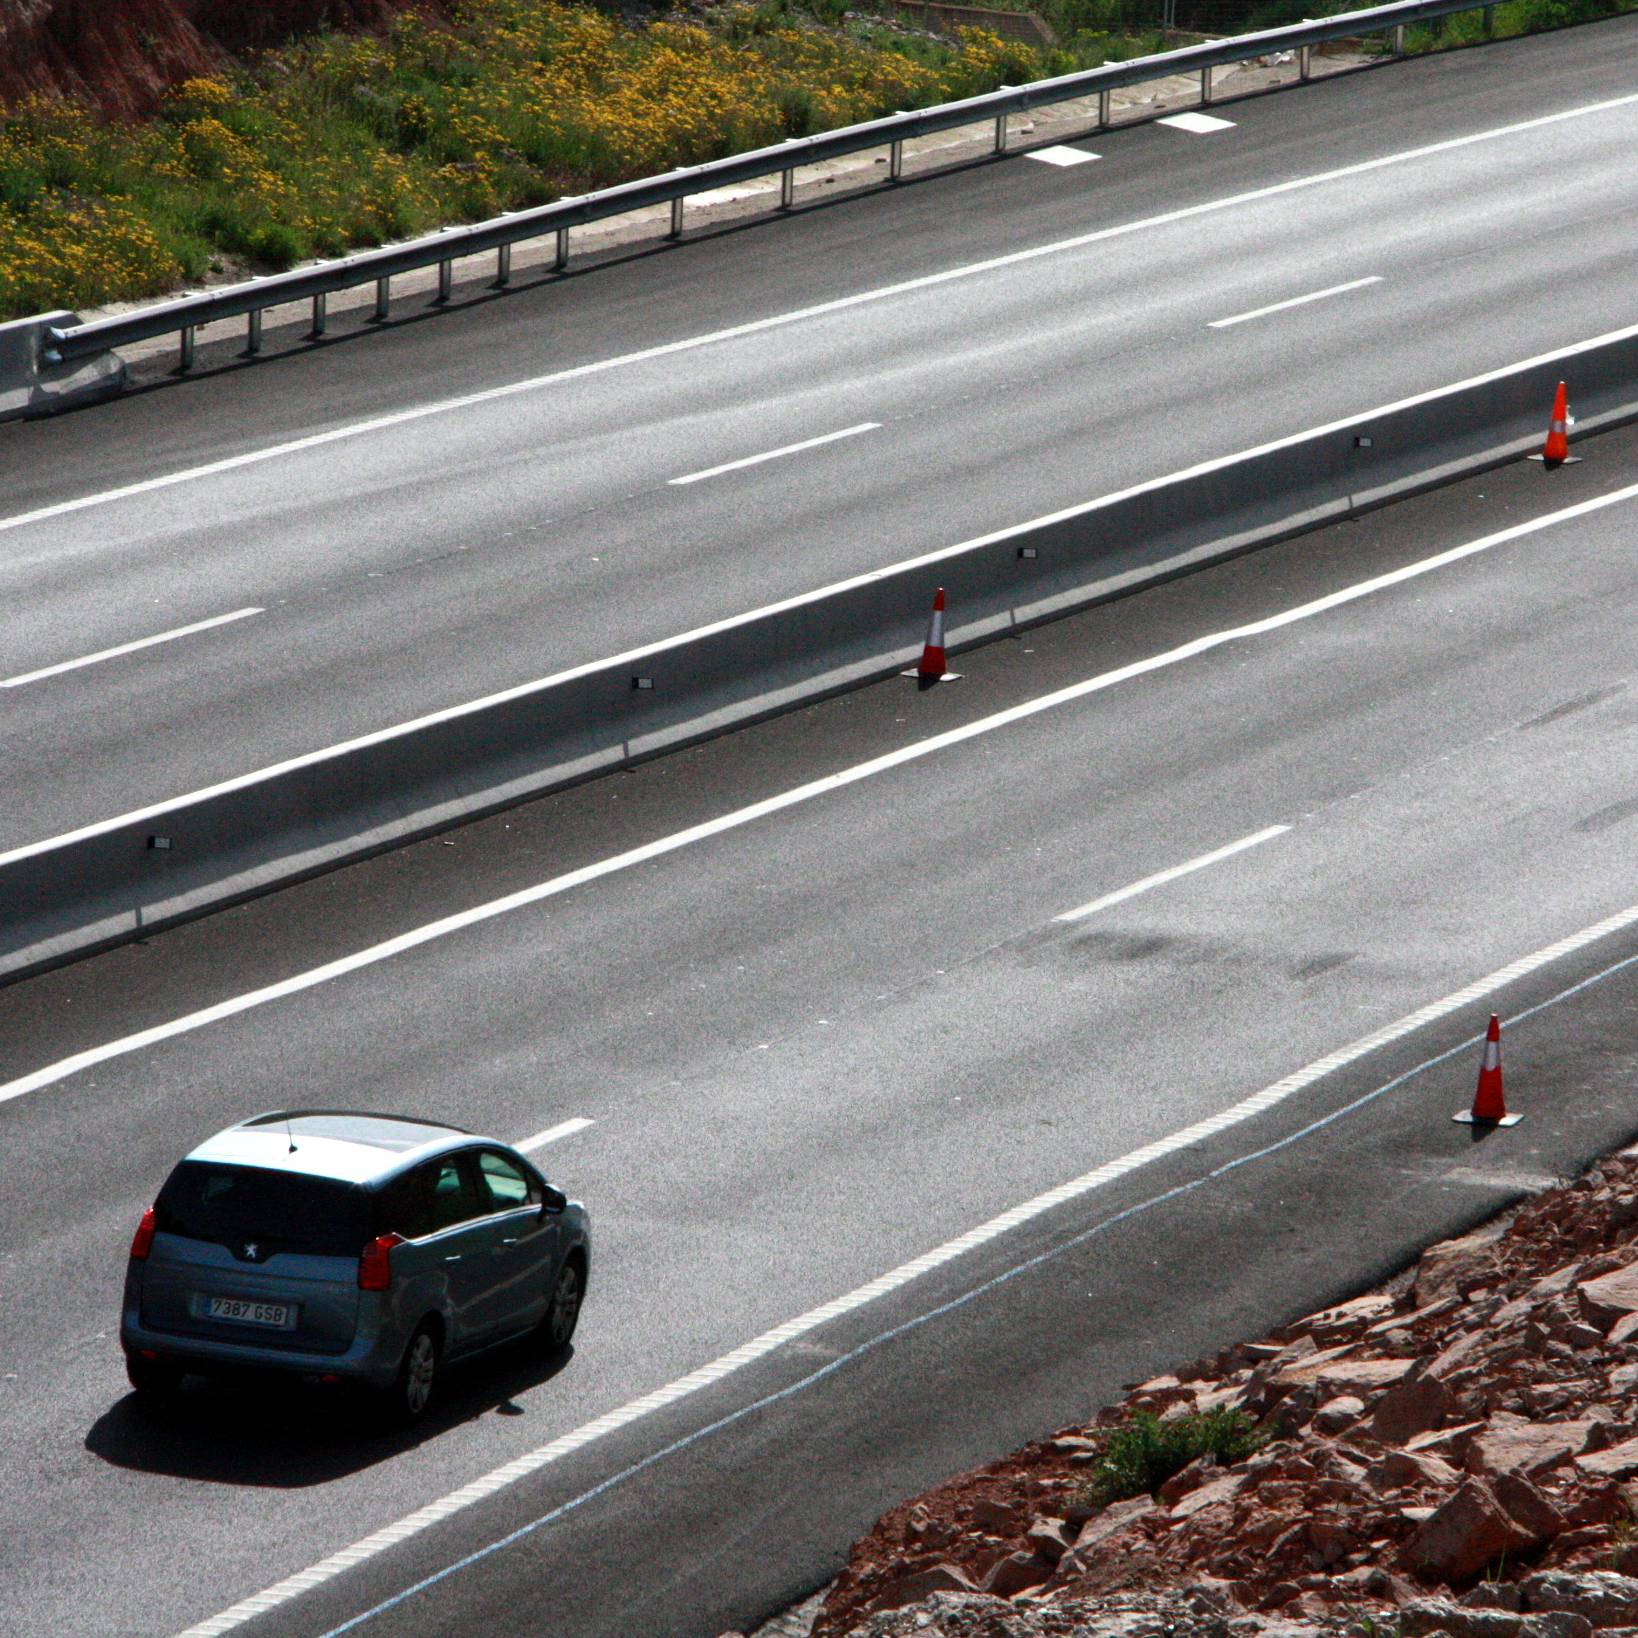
[2, 18, 1638, 850]
[9, 391, 1638, 1635]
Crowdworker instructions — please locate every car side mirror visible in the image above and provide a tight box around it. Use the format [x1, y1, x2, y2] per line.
[540, 1186, 567, 1216]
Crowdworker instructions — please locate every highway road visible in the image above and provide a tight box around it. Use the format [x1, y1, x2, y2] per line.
[9, 400, 1638, 1635]
[2, 17, 1637, 852]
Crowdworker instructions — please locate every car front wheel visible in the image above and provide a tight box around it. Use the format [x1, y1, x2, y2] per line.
[542, 1257, 583, 1354]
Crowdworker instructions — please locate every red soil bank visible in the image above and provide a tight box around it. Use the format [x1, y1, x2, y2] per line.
[0, 0, 441, 120]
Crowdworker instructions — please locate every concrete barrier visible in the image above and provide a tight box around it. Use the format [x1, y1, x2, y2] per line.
[4, 324, 1637, 982]
[0, 311, 126, 423]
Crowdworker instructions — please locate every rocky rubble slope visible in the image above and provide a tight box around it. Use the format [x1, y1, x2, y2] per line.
[795, 1150, 1638, 1638]
[0, 0, 437, 119]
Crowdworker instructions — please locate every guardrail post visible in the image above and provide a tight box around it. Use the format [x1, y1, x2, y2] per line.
[1201, 64, 1213, 104]
[179, 327, 195, 372]
[310, 293, 327, 338]
[994, 110, 1008, 153]
[889, 138, 903, 181]
[436, 260, 452, 304]
[245, 310, 262, 357]
[780, 168, 794, 209]
[1098, 88, 1112, 127]
[495, 245, 511, 288]
[1299, 42, 1312, 78]
[555, 227, 570, 271]
[374, 277, 390, 321]
[1392, 21, 1406, 52]
[669, 196, 685, 239]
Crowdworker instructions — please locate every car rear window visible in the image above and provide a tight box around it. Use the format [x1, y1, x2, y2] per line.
[155, 1162, 372, 1258]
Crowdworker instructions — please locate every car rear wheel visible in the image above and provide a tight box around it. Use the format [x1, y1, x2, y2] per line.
[540, 1257, 583, 1354]
[125, 1353, 183, 1401]
[382, 1324, 440, 1427]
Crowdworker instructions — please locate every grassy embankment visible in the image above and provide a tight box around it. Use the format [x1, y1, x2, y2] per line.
[1, 0, 1633, 321]
[0, 0, 1054, 320]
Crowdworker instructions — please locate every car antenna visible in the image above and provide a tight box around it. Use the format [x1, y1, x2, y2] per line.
[285, 1115, 298, 1154]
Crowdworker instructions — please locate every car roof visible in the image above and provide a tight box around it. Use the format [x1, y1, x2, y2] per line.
[186, 1111, 477, 1187]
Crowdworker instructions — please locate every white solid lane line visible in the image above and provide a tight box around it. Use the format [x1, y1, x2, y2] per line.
[667, 422, 881, 486]
[8, 475, 1638, 1115]
[0, 607, 264, 689]
[1159, 111, 1236, 133]
[1025, 144, 1100, 166]
[1055, 825, 1289, 923]
[8, 307, 1636, 877]
[513, 1117, 595, 1154]
[177, 901, 1638, 1638]
[5, 90, 1637, 540]
[1208, 276, 1383, 331]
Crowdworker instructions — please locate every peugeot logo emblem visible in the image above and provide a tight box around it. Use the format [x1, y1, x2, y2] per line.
[243, 1242, 259, 1260]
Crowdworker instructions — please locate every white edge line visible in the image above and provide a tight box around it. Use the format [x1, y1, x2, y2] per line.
[7, 76, 1638, 856]
[1055, 824, 1290, 922]
[9, 471, 1638, 1113]
[13, 87, 1632, 542]
[513, 1117, 594, 1153]
[0, 608, 264, 689]
[171, 893, 1638, 1638]
[667, 422, 881, 485]
[1208, 275, 1383, 330]
[10, 275, 1638, 874]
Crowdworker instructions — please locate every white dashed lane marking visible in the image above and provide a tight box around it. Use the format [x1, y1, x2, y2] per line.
[1208, 276, 1384, 331]
[1160, 111, 1237, 133]
[1024, 144, 1101, 166]
[1055, 825, 1290, 923]
[514, 1118, 595, 1154]
[0, 608, 264, 689]
[668, 422, 881, 486]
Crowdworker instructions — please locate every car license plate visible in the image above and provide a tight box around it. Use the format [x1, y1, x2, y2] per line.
[204, 1295, 294, 1328]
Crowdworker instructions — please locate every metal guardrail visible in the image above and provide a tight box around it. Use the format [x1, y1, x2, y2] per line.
[47, 0, 1500, 369]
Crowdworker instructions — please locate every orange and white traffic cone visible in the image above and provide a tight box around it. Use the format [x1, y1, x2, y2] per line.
[1454, 1013, 1522, 1126]
[904, 586, 959, 687]
[1528, 381, 1580, 468]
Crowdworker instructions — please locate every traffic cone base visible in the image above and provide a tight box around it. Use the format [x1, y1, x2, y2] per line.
[1526, 453, 1581, 465]
[1453, 1108, 1522, 1126]
[902, 665, 960, 683]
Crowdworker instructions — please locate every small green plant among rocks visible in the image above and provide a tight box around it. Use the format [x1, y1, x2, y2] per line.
[1078, 1406, 1265, 1505]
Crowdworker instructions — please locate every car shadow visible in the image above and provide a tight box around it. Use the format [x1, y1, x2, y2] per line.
[84, 1339, 575, 1487]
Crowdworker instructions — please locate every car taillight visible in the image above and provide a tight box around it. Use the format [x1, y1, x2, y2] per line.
[129, 1206, 157, 1261]
[358, 1233, 403, 1291]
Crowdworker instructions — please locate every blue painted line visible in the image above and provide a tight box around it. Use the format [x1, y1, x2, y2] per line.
[313, 943, 1638, 1638]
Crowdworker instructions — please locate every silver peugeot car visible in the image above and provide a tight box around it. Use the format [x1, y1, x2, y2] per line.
[120, 1110, 590, 1424]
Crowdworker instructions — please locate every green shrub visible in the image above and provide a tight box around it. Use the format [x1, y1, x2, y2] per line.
[775, 84, 821, 135]
[1078, 1408, 1264, 1506]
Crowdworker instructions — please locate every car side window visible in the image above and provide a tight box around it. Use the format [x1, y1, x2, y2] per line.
[422, 1157, 480, 1233]
[476, 1150, 539, 1213]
